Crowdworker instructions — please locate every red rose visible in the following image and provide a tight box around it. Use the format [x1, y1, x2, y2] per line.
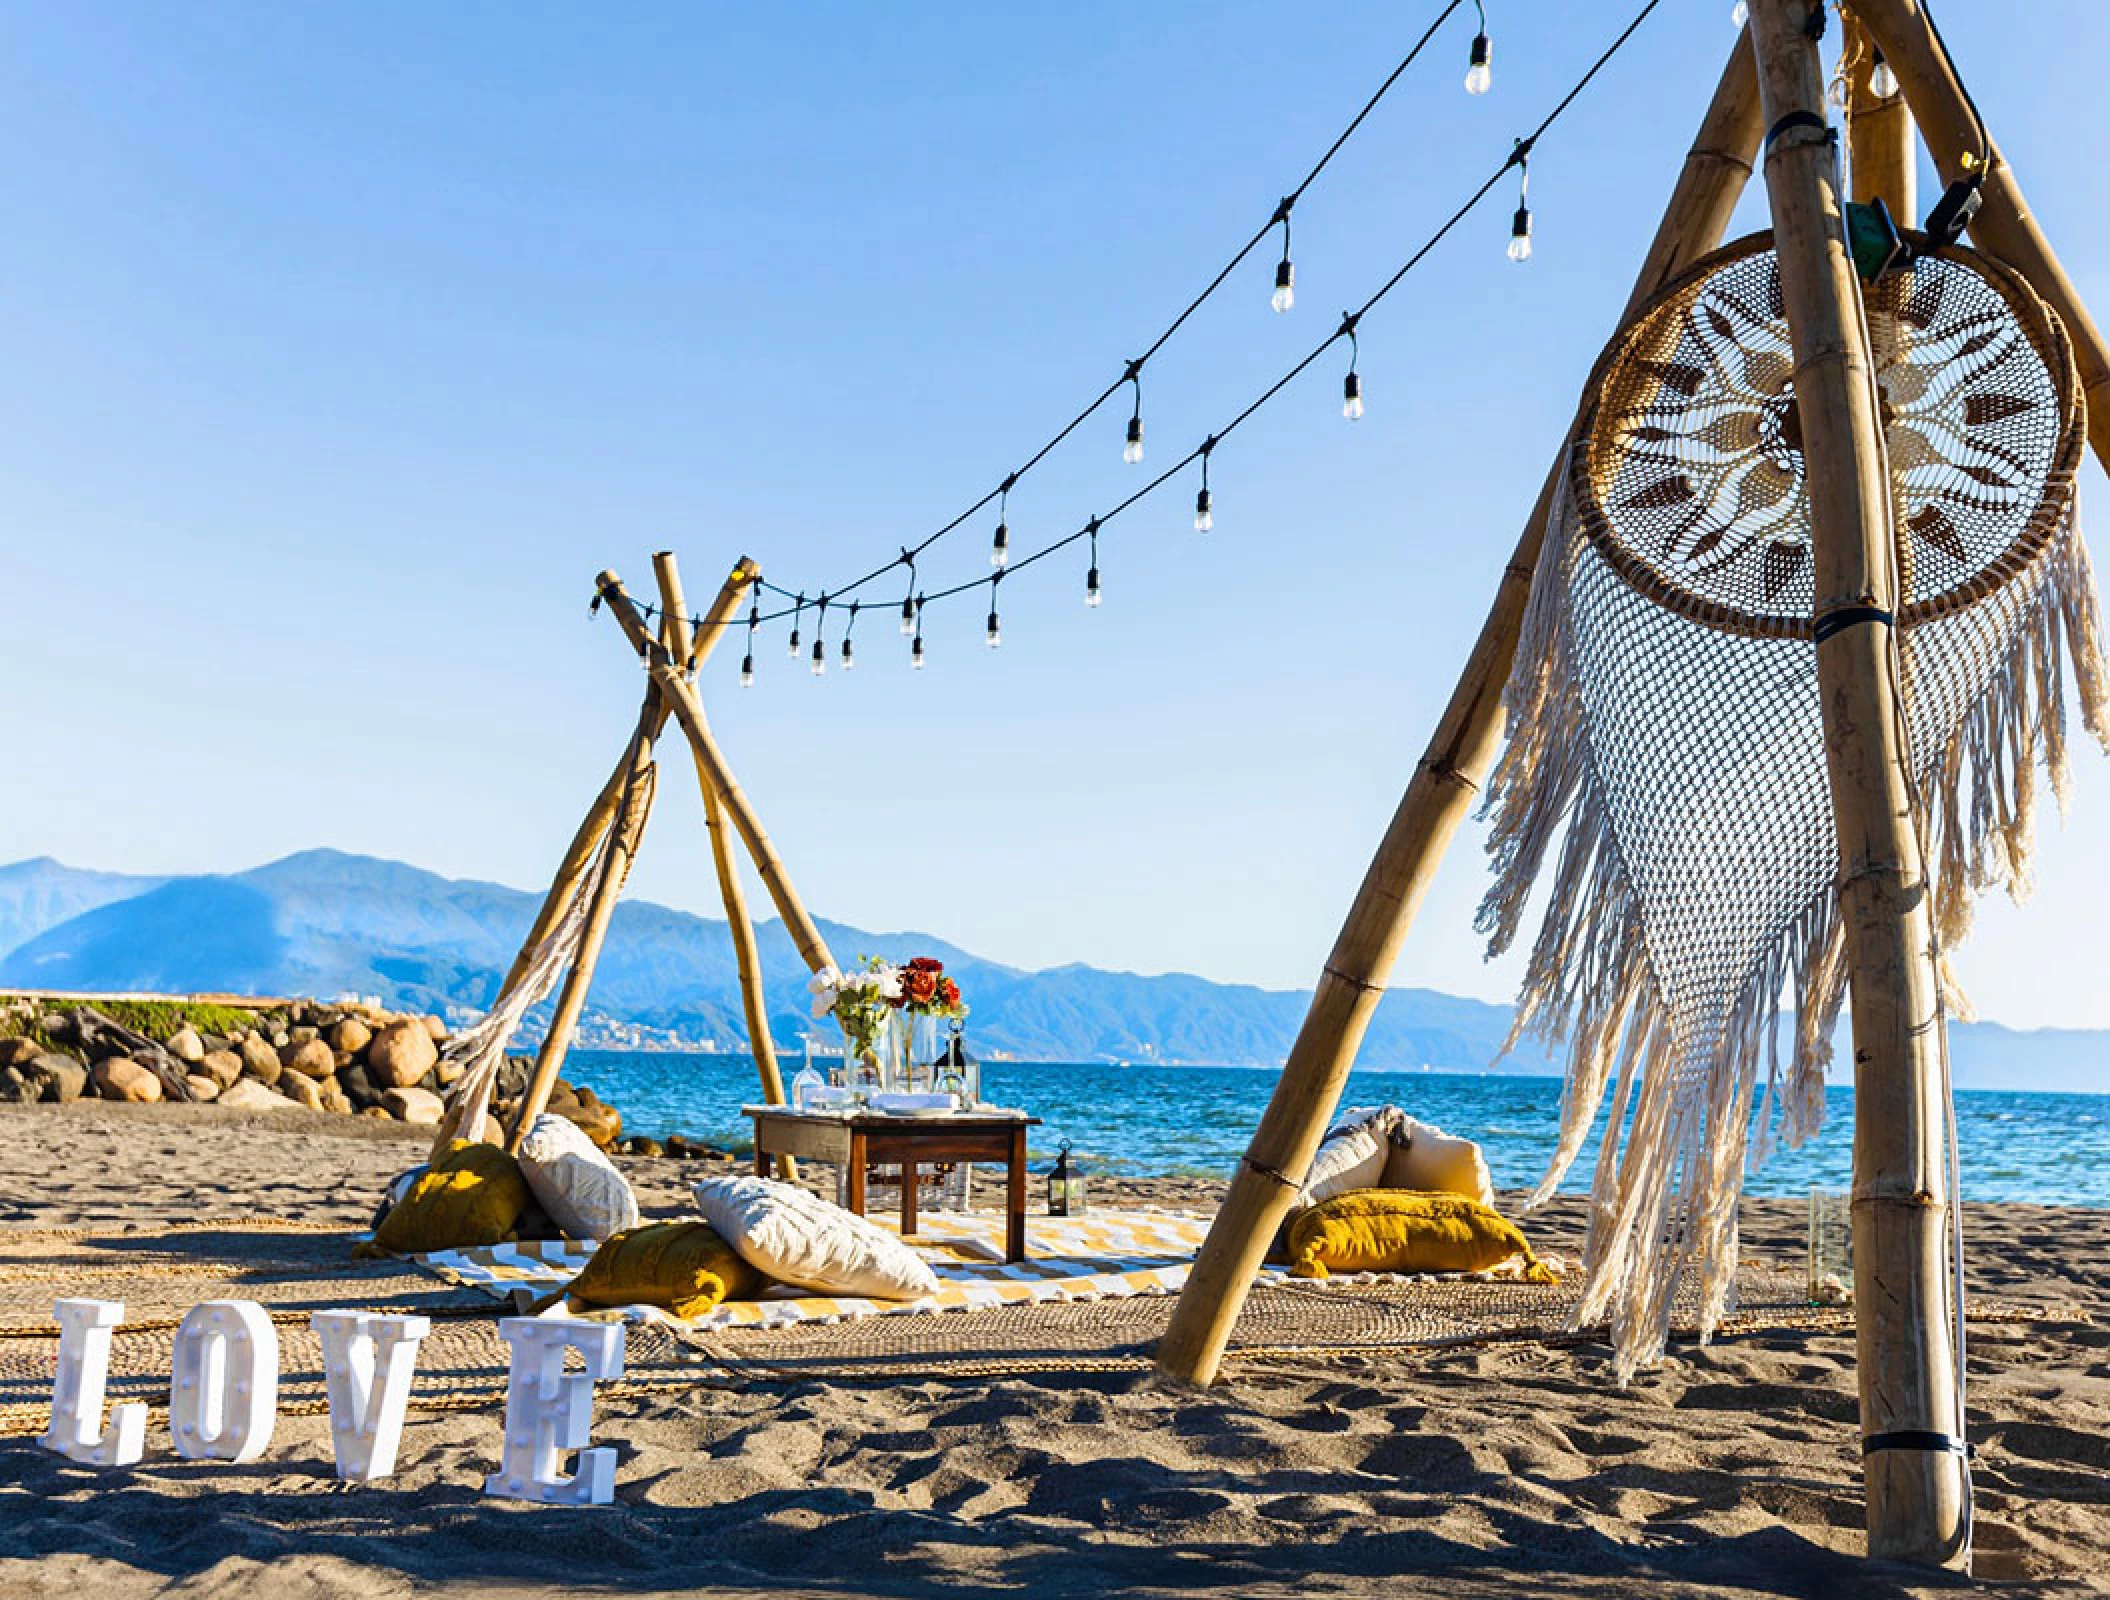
[904, 969, 939, 1006]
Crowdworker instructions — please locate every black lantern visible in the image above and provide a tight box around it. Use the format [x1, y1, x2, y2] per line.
[1047, 1140, 1087, 1217]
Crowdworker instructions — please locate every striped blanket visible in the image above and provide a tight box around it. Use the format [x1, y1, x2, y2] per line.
[413, 1209, 1216, 1330]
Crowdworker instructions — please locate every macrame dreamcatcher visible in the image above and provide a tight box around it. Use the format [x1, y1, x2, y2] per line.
[1479, 234, 2106, 1379]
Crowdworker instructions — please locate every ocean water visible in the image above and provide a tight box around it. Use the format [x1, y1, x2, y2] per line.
[567, 1051, 2110, 1209]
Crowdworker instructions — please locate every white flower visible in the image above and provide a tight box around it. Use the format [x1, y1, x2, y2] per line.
[809, 966, 843, 1018]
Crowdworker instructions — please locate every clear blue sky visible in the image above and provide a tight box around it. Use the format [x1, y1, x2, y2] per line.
[2, 2, 2106, 1027]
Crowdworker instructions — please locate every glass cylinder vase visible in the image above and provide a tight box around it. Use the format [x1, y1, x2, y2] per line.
[891, 1011, 939, 1093]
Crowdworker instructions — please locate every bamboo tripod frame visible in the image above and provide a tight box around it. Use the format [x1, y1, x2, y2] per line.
[1162, 2, 2110, 1569]
[493, 552, 836, 1174]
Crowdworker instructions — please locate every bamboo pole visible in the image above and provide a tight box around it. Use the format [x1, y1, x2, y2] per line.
[504, 720, 658, 1153]
[497, 559, 762, 999]
[1749, 0, 1967, 1568]
[1845, 14, 1915, 218]
[1850, 0, 2110, 471]
[1153, 32, 1767, 1388]
[596, 571, 838, 978]
[653, 553, 797, 1180]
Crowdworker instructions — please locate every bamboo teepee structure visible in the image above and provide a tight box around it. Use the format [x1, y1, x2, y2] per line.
[434, 552, 834, 1180]
[1159, 0, 2110, 1572]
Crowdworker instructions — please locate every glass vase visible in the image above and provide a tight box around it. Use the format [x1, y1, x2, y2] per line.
[842, 1019, 888, 1100]
[891, 1011, 939, 1094]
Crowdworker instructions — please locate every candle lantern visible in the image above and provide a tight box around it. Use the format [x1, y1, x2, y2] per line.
[1047, 1141, 1087, 1217]
[933, 1023, 979, 1108]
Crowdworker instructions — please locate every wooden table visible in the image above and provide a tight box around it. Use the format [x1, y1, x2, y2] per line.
[745, 1107, 1041, 1262]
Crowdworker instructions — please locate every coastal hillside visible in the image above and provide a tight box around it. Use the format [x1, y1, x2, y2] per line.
[2, 851, 2106, 1089]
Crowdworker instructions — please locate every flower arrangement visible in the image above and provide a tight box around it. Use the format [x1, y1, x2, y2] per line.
[810, 956, 902, 1071]
[892, 956, 966, 1020]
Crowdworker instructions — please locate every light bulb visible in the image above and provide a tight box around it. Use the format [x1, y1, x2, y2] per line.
[1730, 1, 1747, 26]
[911, 635, 926, 669]
[1085, 566, 1102, 607]
[1272, 259, 1295, 313]
[841, 638, 855, 671]
[1827, 75, 1849, 111]
[1343, 371, 1364, 421]
[1465, 33, 1492, 96]
[1195, 487, 1213, 533]
[1123, 415, 1144, 465]
[1508, 206, 1532, 263]
[740, 653, 755, 688]
[787, 627, 801, 658]
[811, 638, 825, 677]
[900, 597, 916, 635]
[991, 522, 1009, 568]
[986, 610, 1001, 648]
[1870, 53, 1899, 99]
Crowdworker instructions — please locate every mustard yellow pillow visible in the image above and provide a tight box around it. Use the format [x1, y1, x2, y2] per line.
[367, 1140, 530, 1256]
[562, 1221, 769, 1320]
[1287, 1189, 1556, 1284]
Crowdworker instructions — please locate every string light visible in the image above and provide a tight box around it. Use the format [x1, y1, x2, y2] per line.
[810, 595, 828, 677]
[991, 474, 1014, 568]
[1085, 518, 1103, 607]
[1122, 362, 1145, 464]
[787, 593, 805, 658]
[1507, 141, 1533, 262]
[1730, 1, 1747, 26]
[1271, 199, 1295, 313]
[986, 573, 1003, 648]
[1870, 48, 1899, 100]
[1465, 2, 1493, 95]
[1195, 437, 1216, 532]
[841, 601, 858, 670]
[911, 595, 927, 670]
[1341, 316, 1365, 420]
[740, 593, 759, 687]
[899, 555, 918, 635]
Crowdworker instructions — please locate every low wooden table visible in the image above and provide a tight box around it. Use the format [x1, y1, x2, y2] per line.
[744, 1107, 1041, 1262]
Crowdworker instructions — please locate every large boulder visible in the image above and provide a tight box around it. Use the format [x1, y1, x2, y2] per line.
[26, 1052, 87, 1103]
[328, 1017, 373, 1056]
[166, 1026, 206, 1064]
[185, 1074, 221, 1103]
[279, 1073, 326, 1112]
[382, 1085, 445, 1125]
[367, 1021, 438, 1089]
[279, 1038, 337, 1080]
[558, 1088, 622, 1151]
[217, 1078, 297, 1113]
[238, 1034, 283, 1085]
[0, 1037, 43, 1069]
[420, 1014, 448, 1043]
[91, 1057, 162, 1103]
[198, 1050, 244, 1090]
[318, 1079, 352, 1116]
[0, 1068, 37, 1103]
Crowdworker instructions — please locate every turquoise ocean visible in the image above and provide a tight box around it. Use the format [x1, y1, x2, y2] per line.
[569, 1052, 2110, 1208]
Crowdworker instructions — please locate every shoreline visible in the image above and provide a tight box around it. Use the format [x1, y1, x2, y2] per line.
[2, 1099, 2105, 1597]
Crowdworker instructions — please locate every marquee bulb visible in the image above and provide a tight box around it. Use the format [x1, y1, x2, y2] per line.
[841, 637, 855, 671]
[1730, 1, 1747, 26]
[986, 609, 1001, 648]
[1343, 371, 1364, 421]
[1870, 53, 1899, 99]
[900, 596, 916, 635]
[1085, 566, 1102, 607]
[811, 638, 825, 676]
[1194, 487, 1213, 533]
[787, 627, 801, 658]
[1272, 259, 1295, 314]
[740, 654, 754, 688]
[1123, 415, 1144, 465]
[991, 522, 1009, 568]
[1508, 205, 1533, 263]
[911, 634, 926, 669]
[1465, 33, 1492, 96]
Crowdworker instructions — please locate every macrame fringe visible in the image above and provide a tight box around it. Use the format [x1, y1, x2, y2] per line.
[1479, 460, 2105, 1384]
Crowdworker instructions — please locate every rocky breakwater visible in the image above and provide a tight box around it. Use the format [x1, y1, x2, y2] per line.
[0, 996, 623, 1151]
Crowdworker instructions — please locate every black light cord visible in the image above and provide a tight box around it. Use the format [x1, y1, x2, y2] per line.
[651, 0, 1662, 639]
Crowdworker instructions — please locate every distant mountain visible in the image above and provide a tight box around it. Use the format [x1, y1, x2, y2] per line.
[1, 851, 2105, 1091]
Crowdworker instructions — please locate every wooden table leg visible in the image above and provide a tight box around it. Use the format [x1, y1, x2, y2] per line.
[753, 1140, 770, 1178]
[901, 1160, 918, 1237]
[1007, 1125, 1028, 1263]
[847, 1129, 867, 1216]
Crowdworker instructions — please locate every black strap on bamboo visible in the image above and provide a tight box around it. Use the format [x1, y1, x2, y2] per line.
[1863, 1429, 1973, 1459]
[1814, 604, 1895, 644]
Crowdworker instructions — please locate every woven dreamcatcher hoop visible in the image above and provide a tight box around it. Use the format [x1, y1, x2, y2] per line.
[1479, 233, 2105, 1379]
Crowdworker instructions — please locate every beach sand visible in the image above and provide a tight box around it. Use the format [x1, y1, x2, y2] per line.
[0, 1100, 2103, 1599]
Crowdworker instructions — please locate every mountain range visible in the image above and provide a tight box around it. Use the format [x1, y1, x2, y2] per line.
[1, 851, 2104, 1091]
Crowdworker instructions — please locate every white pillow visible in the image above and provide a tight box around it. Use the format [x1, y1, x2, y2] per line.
[1299, 1106, 1402, 1210]
[692, 1174, 941, 1301]
[1382, 1116, 1497, 1208]
[517, 1113, 641, 1241]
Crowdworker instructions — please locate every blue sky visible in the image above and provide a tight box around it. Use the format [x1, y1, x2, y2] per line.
[2, 3, 2106, 1028]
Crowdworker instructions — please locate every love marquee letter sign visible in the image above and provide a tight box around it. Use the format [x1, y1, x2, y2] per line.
[38, 1298, 626, 1503]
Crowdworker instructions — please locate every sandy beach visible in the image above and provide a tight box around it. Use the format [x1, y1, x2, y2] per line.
[0, 1100, 2102, 1600]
